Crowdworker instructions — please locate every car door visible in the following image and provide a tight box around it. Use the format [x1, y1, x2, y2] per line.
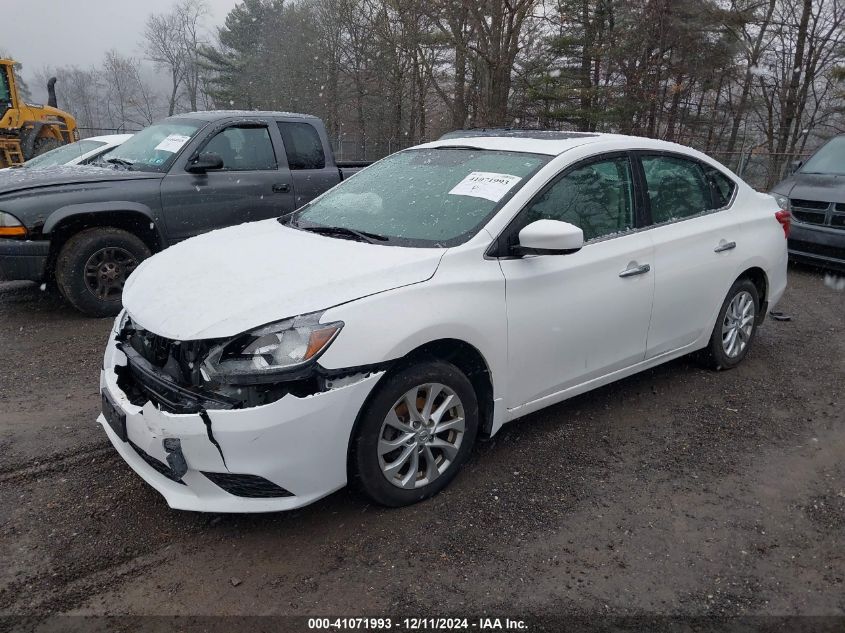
[498, 153, 655, 409]
[636, 152, 740, 358]
[160, 122, 295, 242]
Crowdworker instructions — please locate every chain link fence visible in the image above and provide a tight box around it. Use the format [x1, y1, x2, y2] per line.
[707, 149, 814, 191]
[77, 126, 142, 139]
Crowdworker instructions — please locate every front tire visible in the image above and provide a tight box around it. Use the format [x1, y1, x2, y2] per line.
[350, 360, 479, 507]
[701, 278, 760, 370]
[55, 227, 150, 317]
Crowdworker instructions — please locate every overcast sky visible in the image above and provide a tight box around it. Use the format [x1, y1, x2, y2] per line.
[1, 0, 239, 89]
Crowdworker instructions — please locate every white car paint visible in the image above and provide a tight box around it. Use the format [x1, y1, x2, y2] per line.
[0, 134, 132, 172]
[100, 133, 788, 512]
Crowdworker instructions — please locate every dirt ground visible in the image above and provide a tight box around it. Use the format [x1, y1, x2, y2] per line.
[0, 267, 843, 628]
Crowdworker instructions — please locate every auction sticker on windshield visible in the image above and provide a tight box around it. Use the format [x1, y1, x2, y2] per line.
[154, 134, 192, 153]
[448, 171, 522, 202]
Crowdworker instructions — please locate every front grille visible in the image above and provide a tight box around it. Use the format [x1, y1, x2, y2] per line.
[128, 439, 186, 485]
[789, 199, 845, 231]
[791, 199, 830, 211]
[792, 210, 826, 225]
[201, 472, 293, 498]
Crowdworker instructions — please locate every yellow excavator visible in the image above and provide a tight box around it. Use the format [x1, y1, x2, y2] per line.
[0, 58, 78, 167]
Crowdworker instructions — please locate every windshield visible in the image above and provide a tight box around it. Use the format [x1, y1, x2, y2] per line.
[290, 148, 549, 247]
[800, 136, 845, 176]
[104, 119, 205, 172]
[23, 139, 105, 169]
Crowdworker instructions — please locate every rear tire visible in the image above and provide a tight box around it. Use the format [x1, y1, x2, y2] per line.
[701, 278, 760, 371]
[55, 228, 150, 317]
[350, 360, 479, 507]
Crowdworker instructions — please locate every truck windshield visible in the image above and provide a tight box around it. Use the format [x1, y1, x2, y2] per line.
[104, 119, 204, 172]
[290, 148, 549, 247]
[800, 136, 845, 176]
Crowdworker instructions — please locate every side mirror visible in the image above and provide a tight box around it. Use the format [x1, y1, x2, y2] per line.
[187, 152, 224, 173]
[515, 219, 584, 256]
[790, 160, 803, 174]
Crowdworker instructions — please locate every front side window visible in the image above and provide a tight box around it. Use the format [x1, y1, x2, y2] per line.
[642, 155, 711, 223]
[520, 156, 635, 241]
[291, 148, 549, 247]
[204, 126, 276, 171]
[278, 121, 325, 169]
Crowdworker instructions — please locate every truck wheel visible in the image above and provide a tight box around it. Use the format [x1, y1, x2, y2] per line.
[55, 228, 150, 317]
[32, 136, 62, 157]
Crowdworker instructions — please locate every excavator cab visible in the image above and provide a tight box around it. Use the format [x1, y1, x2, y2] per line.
[0, 58, 78, 167]
[0, 63, 12, 119]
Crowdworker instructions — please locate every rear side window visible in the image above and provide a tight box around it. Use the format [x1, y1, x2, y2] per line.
[277, 122, 325, 170]
[642, 155, 711, 223]
[204, 126, 277, 171]
[521, 156, 635, 241]
[705, 167, 736, 208]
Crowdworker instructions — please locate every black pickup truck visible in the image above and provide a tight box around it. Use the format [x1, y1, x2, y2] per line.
[0, 111, 370, 316]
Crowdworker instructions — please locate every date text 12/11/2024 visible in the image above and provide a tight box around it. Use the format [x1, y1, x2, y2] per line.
[307, 617, 529, 630]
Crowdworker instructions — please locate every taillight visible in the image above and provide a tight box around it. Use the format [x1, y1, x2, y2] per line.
[775, 210, 791, 238]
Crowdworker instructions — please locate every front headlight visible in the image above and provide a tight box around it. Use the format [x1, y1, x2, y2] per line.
[201, 311, 343, 383]
[0, 211, 26, 238]
[771, 193, 789, 210]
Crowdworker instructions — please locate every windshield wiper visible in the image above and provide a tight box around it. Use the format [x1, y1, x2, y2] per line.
[104, 157, 135, 169]
[299, 225, 388, 243]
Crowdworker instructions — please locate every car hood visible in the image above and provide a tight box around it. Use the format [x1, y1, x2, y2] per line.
[770, 172, 845, 203]
[122, 219, 446, 340]
[0, 165, 159, 197]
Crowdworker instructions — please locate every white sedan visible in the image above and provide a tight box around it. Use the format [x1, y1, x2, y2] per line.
[99, 132, 789, 512]
[0, 134, 132, 171]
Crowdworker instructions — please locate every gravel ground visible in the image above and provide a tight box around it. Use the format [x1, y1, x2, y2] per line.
[0, 267, 843, 629]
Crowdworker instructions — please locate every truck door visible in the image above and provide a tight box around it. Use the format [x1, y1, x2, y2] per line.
[160, 122, 295, 242]
[277, 120, 341, 209]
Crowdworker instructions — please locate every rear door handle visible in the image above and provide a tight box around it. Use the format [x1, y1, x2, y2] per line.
[272, 183, 290, 193]
[714, 241, 736, 253]
[619, 263, 651, 278]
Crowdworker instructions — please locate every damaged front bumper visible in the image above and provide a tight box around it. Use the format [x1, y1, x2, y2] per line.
[99, 323, 384, 513]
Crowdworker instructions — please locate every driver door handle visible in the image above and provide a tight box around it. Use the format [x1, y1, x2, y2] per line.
[619, 263, 651, 278]
[714, 241, 736, 253]
[272, 183, 290, 193]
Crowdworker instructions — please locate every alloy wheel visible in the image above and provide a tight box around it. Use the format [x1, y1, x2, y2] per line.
[83, 247, 138, 300]
[721, 290, 755, 358]
[378, 383, 466, 489]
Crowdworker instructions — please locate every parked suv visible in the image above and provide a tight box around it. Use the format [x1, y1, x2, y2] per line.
[99, 132, 788, 513]
[0, 111, 369, 315]
[770, 134, 845, 270]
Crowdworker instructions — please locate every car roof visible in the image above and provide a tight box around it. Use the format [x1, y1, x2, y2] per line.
[85, 134, 133, 144]
[418, 132, 708, 157]
[169, 110, 319, 122]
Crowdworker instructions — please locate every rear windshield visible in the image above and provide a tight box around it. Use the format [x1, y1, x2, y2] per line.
[800, 136, 845, 176]
[290, 148, 549, 247]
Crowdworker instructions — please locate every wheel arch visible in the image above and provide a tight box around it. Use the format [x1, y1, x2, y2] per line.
[43, 204, 165, 278]
[345, 337, 496, 477]
[737, 266, 768, 304]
